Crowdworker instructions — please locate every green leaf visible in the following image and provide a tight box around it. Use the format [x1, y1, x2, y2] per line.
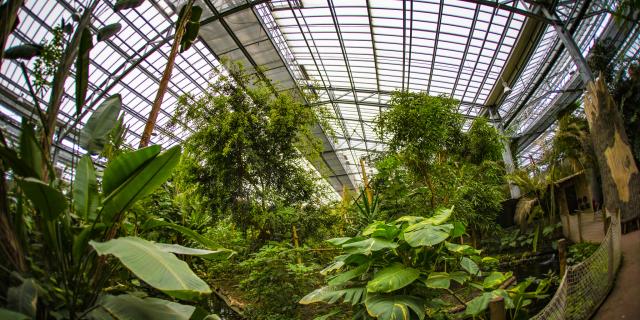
[450, 221, 466, 238]
[482, 272, 511, 289]
[101, 146, 181, 222]
[180, 6, 202, 53]
[460, 257, 480, 276]
[367, 263, 420, 293]
[449, 271, 470, 285]
[365, 295, 425, 320]
[320, 260, 345, 275]
[299, 286, 366, 306]
[313, 310, 340, 320]
[90, 237, 211, 300]
[89, 294, 196, 319]
[0, 146, 38, 178]
[444, 242, 480, 255]
[102, 145, 161, 196]
[73, 155, 99, 220]
[491, 289, 514, 309]
[465, 292, 492, 316]
[325, 237, 352, 247]
[342, 237, 398, 255]
[3, 44, 43, 60]
[362, 222, 399, 240]
[18, 177, 67, 220]
[154, 243, 234, 260]
[76, 28, 93, 115]
[0, 308, 30, 320]
[80, 95, 122, 154]
[113, 0, 145, 11]
[7, 278, 37, 318]
[73, 223, 106, 263]
[424, 272, 450, 289]
[328, 263, 369, 286]
[19, 121, 42, 179]
[422, 206, 453, 225]
[142, 218, 217, 249]
[97, 23, 121, 42]
[393, 215, 424, 224]
[403, 223, 453, 247]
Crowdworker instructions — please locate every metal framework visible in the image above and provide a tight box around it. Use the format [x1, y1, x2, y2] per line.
[0, 0, 638, 193]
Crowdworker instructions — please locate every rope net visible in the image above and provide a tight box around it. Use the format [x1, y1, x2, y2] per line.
[531, 213, 621, 320]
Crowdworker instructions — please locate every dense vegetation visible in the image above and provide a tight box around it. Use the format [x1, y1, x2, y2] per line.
[3, 1, 627, 319]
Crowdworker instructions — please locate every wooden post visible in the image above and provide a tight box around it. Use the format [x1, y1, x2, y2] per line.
[489, 296, 507, 320]
[604, 214, 611, 238]
[577, 212, 583, 242]
[292, 225, 302, 264]
[558, 238, 567, 276]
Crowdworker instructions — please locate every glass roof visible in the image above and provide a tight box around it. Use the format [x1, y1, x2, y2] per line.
[0, 0, 222, 151]
[265, 0, 527, 186]
[0, 0, 636, 192]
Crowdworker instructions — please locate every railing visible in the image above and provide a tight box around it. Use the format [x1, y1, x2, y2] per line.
[531, 212, 621, 320]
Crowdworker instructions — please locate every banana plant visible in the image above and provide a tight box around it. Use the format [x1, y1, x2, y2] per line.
[300, 206, 524, 320]
[0, 96, 221, 319]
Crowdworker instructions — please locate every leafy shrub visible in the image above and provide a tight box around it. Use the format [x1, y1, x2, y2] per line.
[301, 207, 524, 319]
[239, 242, 324, 320]
[567, 242, 599, 265]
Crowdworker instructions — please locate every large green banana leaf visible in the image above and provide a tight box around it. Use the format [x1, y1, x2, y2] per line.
[88, 294, 195, 320]
[80, 95, 122, 154]
[299, 286, 366, 306]
[19, 121, 42, 179]
[154, 243, 234, 260]
[7, 278, 37, 318]
[18, 177, 67, 221]
[142, 218, 218, 249]
[73, 155, 99, 220]
[102, 145, 160, 196]
[100, 146, 181, 222]
[90, 237, 211, 300]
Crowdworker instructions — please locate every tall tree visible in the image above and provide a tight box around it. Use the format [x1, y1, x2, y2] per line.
[172, 68, 323, 234]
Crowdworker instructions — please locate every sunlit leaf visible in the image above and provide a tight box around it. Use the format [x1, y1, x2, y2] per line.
[403, 223, 453, 247]
[90, 237, 211, 300]
[365, 295, 425, 320]
[424, 272, 450, 289]
[367, 263, 420, 293]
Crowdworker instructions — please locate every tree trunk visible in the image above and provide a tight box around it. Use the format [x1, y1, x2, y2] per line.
[583, 76, 640, 221]
[139, 2, 192, 148]
[0, 0, 24, 71]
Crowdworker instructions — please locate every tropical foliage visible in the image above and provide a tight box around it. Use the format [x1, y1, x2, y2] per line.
[373, 92, 507, 242]
[301, 206, 550, 319]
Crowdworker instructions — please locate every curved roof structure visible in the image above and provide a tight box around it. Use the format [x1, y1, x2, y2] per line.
[1, 0, 638, 193]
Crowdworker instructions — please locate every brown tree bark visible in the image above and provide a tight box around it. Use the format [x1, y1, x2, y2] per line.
[583, 76, 640, 221]
[139, 1, 192, 148]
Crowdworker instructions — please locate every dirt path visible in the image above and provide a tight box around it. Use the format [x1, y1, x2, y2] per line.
[592, 230, 640, 319]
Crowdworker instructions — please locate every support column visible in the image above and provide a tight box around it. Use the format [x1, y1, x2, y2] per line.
[489, 108, 521, 199]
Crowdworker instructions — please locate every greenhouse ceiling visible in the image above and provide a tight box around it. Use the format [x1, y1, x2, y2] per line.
[1, 0, 639, 194]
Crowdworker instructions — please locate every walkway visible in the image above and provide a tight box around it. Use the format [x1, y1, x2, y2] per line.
[591, 230, 640, 319]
